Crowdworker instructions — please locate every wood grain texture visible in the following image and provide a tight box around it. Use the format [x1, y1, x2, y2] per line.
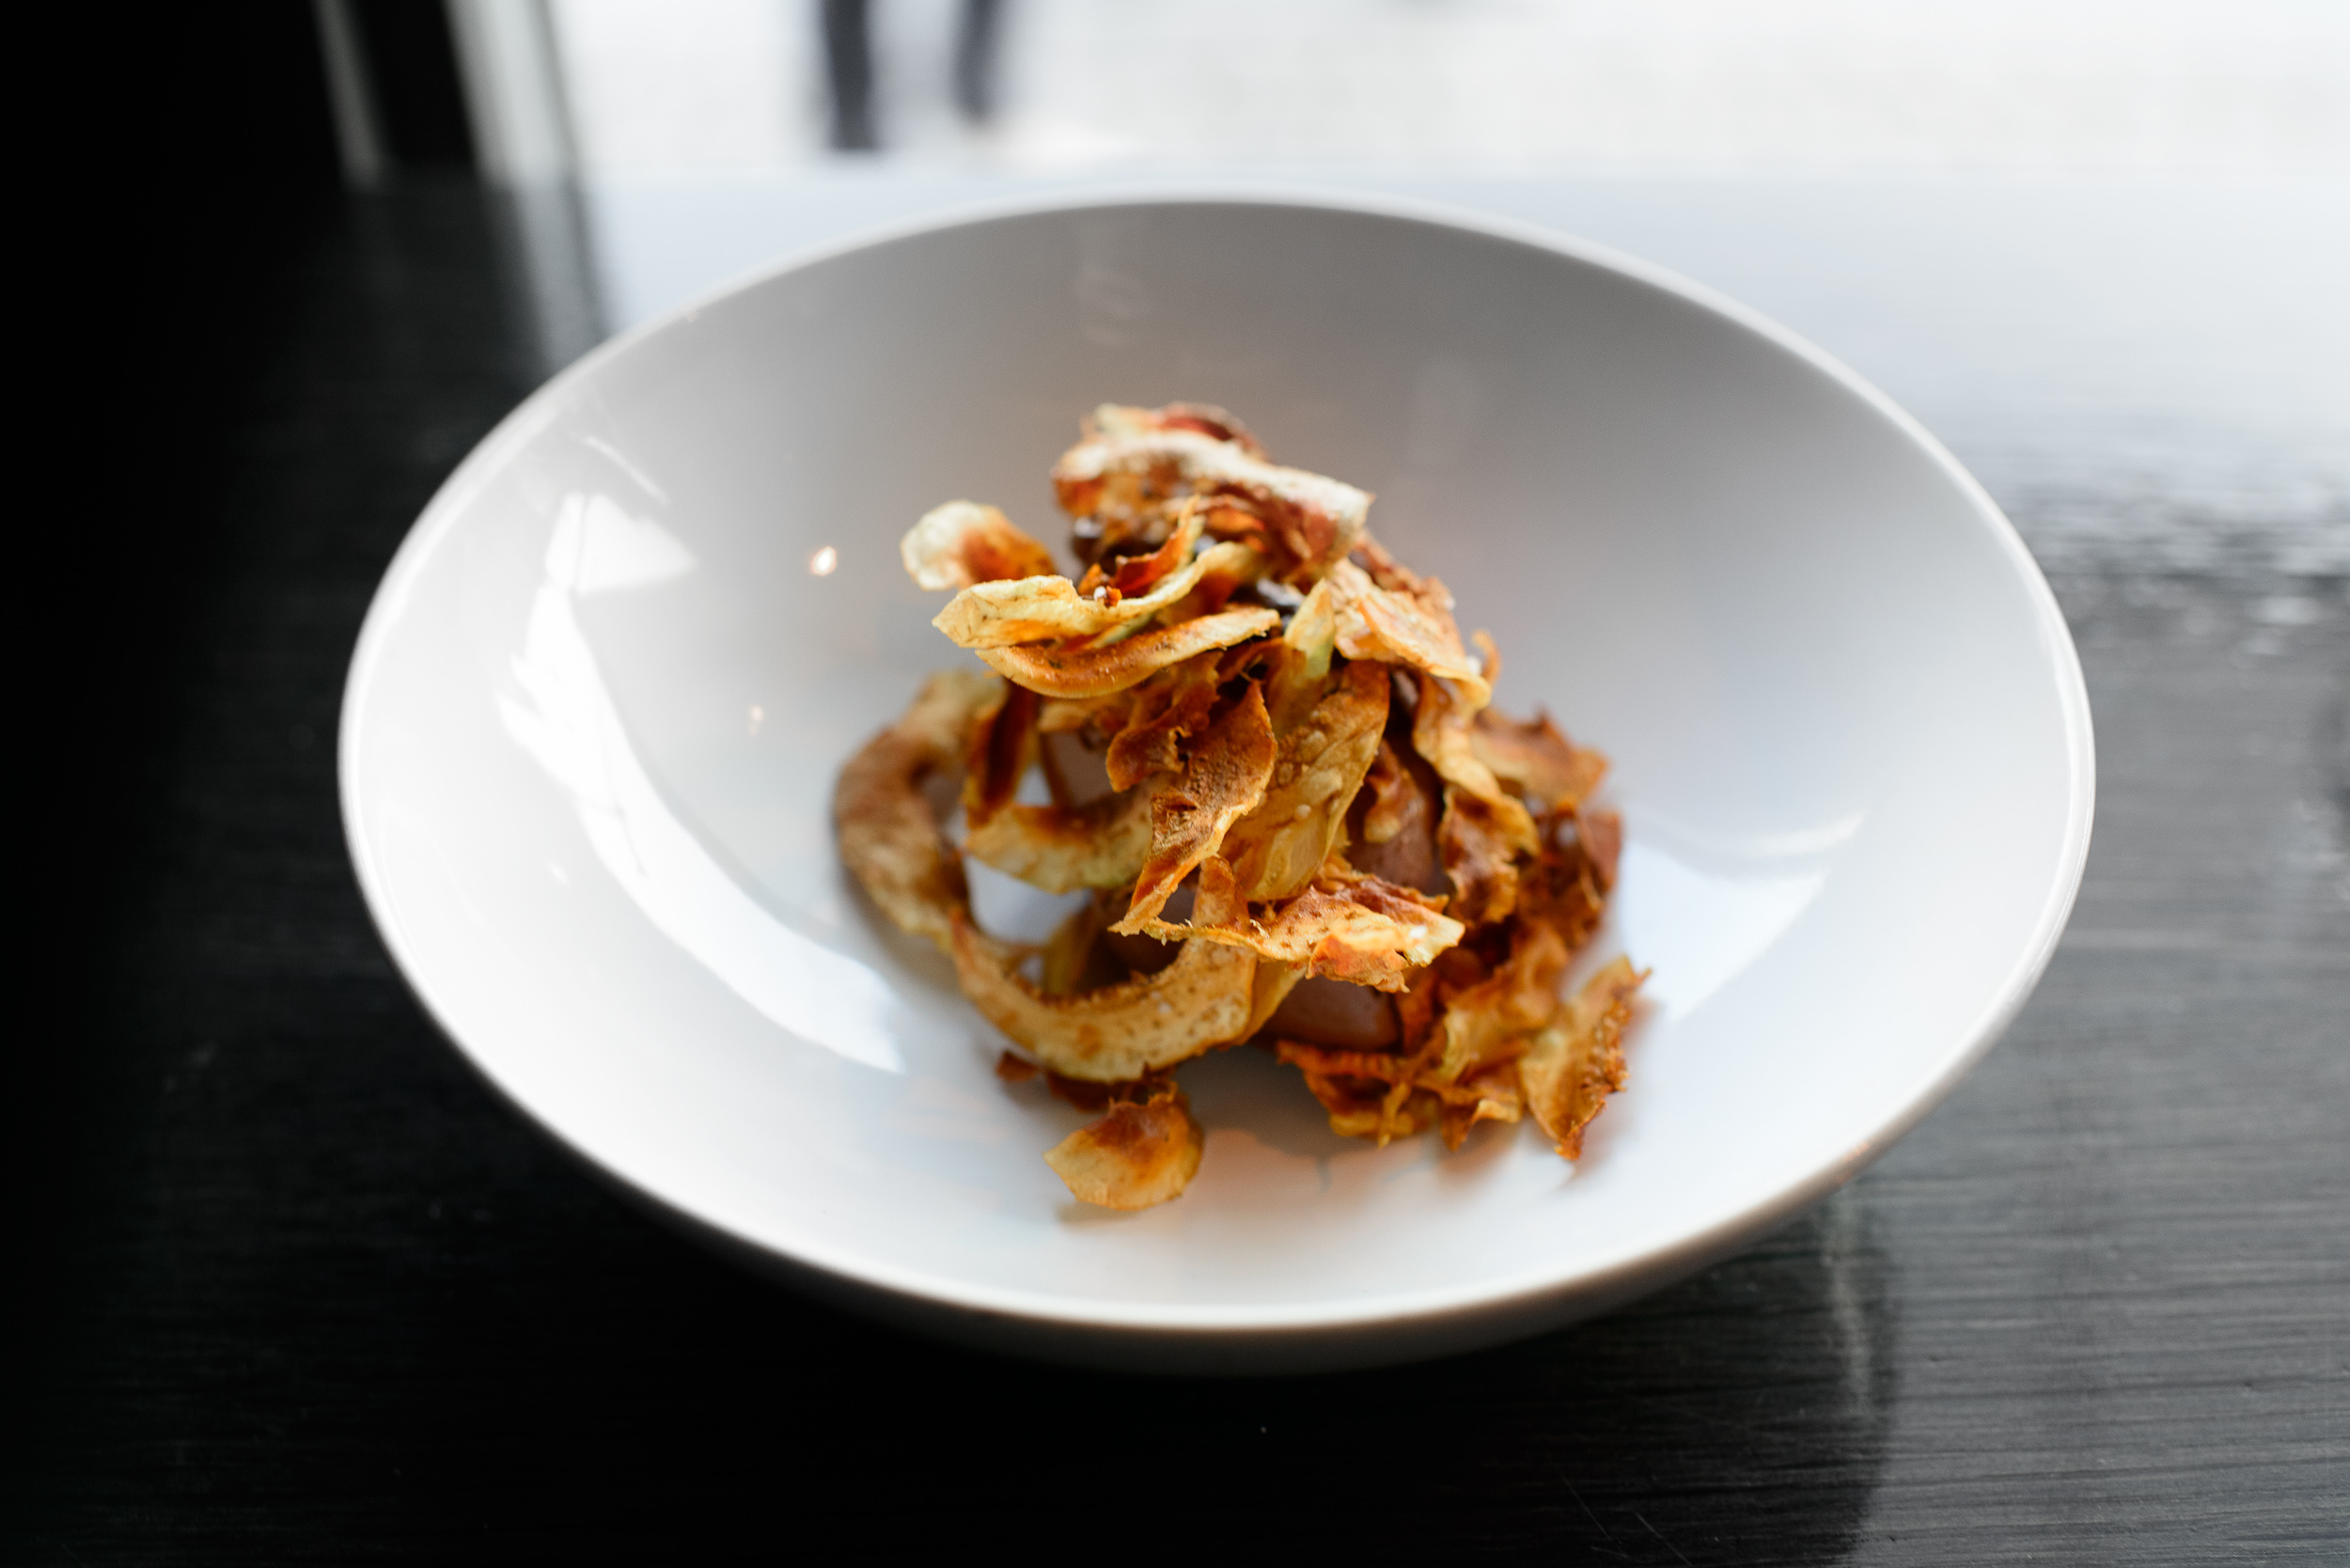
[10, 181, 2343, 1564]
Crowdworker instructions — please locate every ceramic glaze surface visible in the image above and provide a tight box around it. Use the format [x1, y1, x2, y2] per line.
[340, 194, 2092, 1371]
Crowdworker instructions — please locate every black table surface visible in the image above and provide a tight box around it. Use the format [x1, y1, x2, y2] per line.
[16, 178, 2346, 1563]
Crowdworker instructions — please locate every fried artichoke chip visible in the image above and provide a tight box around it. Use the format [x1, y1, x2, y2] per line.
[964, 784, 1154, 894]
[1580, 807, 1623, 891]
[1044, 1084, 1205, 1210]
[962, 681, 1040, 827]
[1287, 1059, 1438, 1142]
[1519, 956, 1646, 1158]
[1439, 1064, 1526, 1152]
[1412, 671, 1540, 926]
[1357, 738, 1413, 845]
[932, 536, 1259, 650]
[1436, 787, 1533, 929]
[1114, 684, 1277, 933]
[1104, 647, 1226, 791]
[1052, 415, 1370, 580]
[1276, 1041, 1521, 1126]
[1349, 533, 1425, 594]
[1148, 856, 1463, 993]
[1090, 400, 1265, 455]
[977, 606, 1279, 699]
[1471, 706, 1609, 813]
[948, 880, 1258, 1082]
[901, 501, 1058, 590]
[1514, 806, 1622, 954]
[1432, 917, 1571, 1083]
[1325, 560, 1491, 707]
[1277, 572, 1340, 684]
[1277, 1037, 1517, 1151]
[1073, 497, 1208, 604]
[834, 669, 1000, 951]
[1221, 657, 1390, 902]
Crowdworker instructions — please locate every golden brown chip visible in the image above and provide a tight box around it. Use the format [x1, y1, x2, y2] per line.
[1220, 657, 1390, 902]
[1104, 648, 1227, 791]
[1288, 1055, 1419, 1140]
[1090, 400, 1265, 456]
[977, 606, 1279, 699]
[901, 501, 1058, 590]
[1277, 1033, 1520, 1152]
[1357, 738, 1412, 846]
[1075, 497, 1209, 604]
[1580, 808, 1623, 890]
[1326, 560, 1492, 706]
[963, 785, 1153, 894]
[1436, 787, 1533, 929]
[1471, 705, 1609, 813]
[1431, 917, 1571, 1084]
[1518, 956, 1646, 1158]
[932, 534, 1257, 649]
[1114, 684, 1277, 932]
[1514, 811, 1608, 955]
[962, 681, 1039, 827]
[1154, 861, 1464, 993]
[1044, 1085, 1205, 1210]
[1439, 1063, 1526, 1152]
[1052, 415, 1370, 580]
[948, 869, 1260, 1082]
[1279, 571, 1340, 674]
[1412, 671, 1540, 927]
[1349, 534, 1424, 594]
[833, 669, 1000, 950]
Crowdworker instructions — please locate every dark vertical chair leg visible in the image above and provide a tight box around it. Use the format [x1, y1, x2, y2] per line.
[822, 0, 877, 150]
[955, 0, 1003, 123]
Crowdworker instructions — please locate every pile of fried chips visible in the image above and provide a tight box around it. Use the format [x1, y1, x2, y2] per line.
[837, 404, 1645, 1209]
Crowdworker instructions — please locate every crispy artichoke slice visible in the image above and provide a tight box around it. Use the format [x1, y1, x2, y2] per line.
[1113, 683, 1277, 932]
[932, 539, 1259, 649]
[1103, 649, 1226, 791]
[1149, 859, 1465, 993]
[901, 501, 1058, 590]
[1220, 656, 1389, 902]
[1412, 671, 1541, 927]
[1519, 956, 1646, 1157]
[948, 865, 1260, 1083]
[1044, 1084, 1205, 1210]
[1325, 559, 1491, 707]
[963, 786, 1153, 894]
[1052, 414, 1370, 580]
[976, 607, 1278, 699]
[1430, 918, 1570, 1083]
[833, 669, 1000, 951]
[1471, 705, 1609, 814]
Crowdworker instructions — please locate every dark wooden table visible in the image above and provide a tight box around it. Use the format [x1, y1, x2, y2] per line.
[15, 176, 2345, 1563]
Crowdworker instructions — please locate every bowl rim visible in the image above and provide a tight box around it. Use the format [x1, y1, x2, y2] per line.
[339, 182, 2096, 1343]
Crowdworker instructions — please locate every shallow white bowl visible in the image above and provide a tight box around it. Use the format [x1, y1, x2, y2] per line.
[340, 191, 2092, 1373]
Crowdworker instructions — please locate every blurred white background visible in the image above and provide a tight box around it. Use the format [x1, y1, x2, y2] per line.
[438, 0, 2347, 575]
[539, 0, 2346, 176]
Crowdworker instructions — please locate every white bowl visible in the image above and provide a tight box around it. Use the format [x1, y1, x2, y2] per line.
[340, 191, 2092, 1373]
